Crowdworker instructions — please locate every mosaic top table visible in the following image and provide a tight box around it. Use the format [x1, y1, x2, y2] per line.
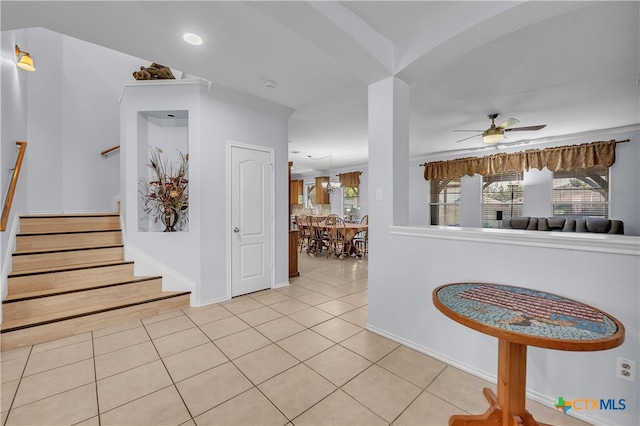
[433, 283, 625, 426]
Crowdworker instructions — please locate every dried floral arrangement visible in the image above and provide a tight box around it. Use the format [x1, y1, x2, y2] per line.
[140, 146, 189, 231]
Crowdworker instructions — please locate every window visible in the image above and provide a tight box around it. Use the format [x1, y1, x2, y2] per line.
[552, 166, 609, 218]
[343, 186, 360, 222]
[305, 183, 316, 208]
[482, 171, 523, 228]
[430, 178, 461, 226]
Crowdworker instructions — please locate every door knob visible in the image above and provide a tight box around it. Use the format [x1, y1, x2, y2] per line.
[234, 227, 240, 233]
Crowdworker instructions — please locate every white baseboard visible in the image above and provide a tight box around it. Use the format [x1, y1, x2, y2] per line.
[194, 296, 229, 307]
[111, 194, 120, 213]
[274, 280, 290, 289]
[124, 243, 197, 306]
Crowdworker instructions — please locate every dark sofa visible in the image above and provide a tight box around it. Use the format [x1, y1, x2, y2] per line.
[501, 217, 624, 234]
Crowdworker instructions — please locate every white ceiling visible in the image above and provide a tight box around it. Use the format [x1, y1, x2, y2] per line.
[2, 1, 639, 174]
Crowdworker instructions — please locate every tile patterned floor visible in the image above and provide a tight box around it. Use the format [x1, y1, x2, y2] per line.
[1, 254, 591, 425]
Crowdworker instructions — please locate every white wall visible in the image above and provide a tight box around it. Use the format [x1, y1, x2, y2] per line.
[522, 167, 553, 217]
[370, 228, 639, 425]
[121, 81, 289, 306]
[460, 174, 483, 228]
[408, 160, 428, 226]
[19, 28, 149, 213]
[1, 29, 31, 321]
[25, 29, 63, 212]
[609, 136, 640, 235]
[199, 97, 289, 304]
[121, 82, 204, 301]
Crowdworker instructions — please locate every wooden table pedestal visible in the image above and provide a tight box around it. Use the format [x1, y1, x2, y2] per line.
[449, 340, 549, 426]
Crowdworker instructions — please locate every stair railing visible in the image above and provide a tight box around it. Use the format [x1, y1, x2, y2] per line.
[101, 145, 120, 157]
[1, 141, 27, 232]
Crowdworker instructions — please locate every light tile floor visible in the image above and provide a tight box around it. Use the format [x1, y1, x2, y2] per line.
[1, 254, 591, 425]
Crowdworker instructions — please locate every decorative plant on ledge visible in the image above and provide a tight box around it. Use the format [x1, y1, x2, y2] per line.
[140, 146, 189, 232]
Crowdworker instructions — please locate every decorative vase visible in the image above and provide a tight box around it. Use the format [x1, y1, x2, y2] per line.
[161, 208, 178, 232]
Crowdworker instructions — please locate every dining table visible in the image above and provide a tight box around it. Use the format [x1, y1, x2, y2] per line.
[317, 220, 368, 257]
[433, 282, 625, 426]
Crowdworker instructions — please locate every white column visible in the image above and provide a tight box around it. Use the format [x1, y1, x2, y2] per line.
[367, 77, 409, 302]
[368, 76, 410, 230]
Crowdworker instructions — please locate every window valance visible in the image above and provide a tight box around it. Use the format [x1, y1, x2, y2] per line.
[339, 171, 362, 187]
[424, 140, 626, 181]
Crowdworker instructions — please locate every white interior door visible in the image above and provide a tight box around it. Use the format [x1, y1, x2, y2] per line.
[231, 145, 273, 297]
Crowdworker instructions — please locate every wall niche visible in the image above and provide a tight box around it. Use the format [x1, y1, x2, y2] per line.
[137, 110, 189, 232]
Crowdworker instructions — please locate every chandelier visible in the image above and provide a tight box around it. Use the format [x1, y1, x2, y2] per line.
[321, 153, 342, 194]
[323, 180, 342, 193]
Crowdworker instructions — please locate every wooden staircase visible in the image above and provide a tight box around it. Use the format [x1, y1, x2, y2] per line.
[1, 213, 191, 352]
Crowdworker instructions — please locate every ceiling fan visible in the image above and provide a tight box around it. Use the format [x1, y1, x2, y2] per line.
[454, 114, 546, 144]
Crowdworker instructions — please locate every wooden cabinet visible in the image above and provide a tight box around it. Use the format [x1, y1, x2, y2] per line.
[315, 177, 330, 204]
[290, 179, 303, 205]
[289, 229, 299, 278]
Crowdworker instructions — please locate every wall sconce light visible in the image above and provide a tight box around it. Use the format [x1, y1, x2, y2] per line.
[15, 45, 36, 72]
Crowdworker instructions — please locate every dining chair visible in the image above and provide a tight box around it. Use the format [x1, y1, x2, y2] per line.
[353, 215, 368, 256]
[325, 215, 349, 259]
[307, 216, 325, 256]
[295, 215, 310, 253]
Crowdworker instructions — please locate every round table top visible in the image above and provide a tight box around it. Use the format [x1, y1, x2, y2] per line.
[433, 283, 625, 351]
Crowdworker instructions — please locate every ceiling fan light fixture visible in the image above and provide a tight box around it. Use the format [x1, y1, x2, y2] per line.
[482, 128, 504, 144]
[455, 114, 546, 144]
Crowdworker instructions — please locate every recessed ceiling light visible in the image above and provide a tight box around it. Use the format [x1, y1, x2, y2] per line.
[183, 33, 203, 46]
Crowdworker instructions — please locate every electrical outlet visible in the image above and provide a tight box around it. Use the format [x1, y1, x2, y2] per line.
[616, 357, 635, 382]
